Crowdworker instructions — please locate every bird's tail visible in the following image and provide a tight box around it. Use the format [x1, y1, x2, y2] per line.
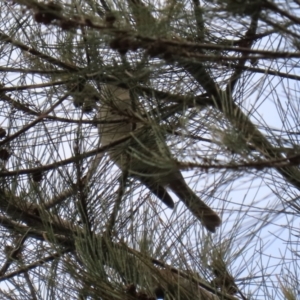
[169, 178, 221, 233]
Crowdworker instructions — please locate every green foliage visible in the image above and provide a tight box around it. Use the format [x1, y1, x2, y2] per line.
[0, 0, 299, 299]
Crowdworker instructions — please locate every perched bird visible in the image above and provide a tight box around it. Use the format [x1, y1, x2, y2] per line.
[97, 85, 221, 232]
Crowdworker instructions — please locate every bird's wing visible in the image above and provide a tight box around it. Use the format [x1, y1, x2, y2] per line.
[138, 176, 174, 209]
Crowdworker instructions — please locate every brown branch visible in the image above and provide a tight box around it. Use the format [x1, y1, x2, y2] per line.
[0, 66, 69, 75]
[0, 250, 71, 282]
[0, 83, 81, 147]
[23, 269, 38, 300]
[0, 80, 72, 93]
[226, 9, 260, 93]
[265, 1, 300, 26]
[11, 1, 300, 60]
[0, 32, 78, 72]
[1, 125, 298, 180]
[0, 134, 132, 177]
[221, 62, 300, 82]
[177, 154, 300, 171]
[0, 234, 28, 276]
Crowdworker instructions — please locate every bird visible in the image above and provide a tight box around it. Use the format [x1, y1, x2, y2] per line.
[97, 84, 221, 232]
